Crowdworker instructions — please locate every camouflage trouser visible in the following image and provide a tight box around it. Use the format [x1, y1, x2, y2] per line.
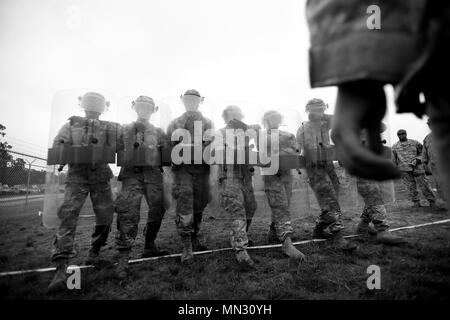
[430, 163, 446, 201]
[401, 171, 435, 203]
[114, 175, 165, 251]
[51, 182, 114, 261]
[263, 174, 294, 242]
[357, 178, 389, 231]
[219, 177, 257, 251]
[172, 168, 210, 237]
[306, 164, 344, 234]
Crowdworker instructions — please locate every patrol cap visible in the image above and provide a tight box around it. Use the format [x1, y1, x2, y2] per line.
[305, 98, 326, 113]
[78, 92, 109, 113]
[132, 95, 156, 110]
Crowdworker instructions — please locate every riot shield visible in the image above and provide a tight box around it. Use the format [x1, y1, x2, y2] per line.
[159, 93, 216, 214]
[42, 89, 118, 229]
[115, 95, 173, 211]
[296, 110, 359, 218]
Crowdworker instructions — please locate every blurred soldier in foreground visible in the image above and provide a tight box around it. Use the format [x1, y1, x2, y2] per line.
[217, 105, 258, 269]
[306, 1, 450, 203]
[297, 99, 356, 251]
[423, 119, 447, 206]
[167, 89, 212, 264]
[48, 92, 116, 290]
[115, 96, 169, 279]
[262, 110, 306, 261]
[392, 129, 436, 208]
[356, 126, 405, 244]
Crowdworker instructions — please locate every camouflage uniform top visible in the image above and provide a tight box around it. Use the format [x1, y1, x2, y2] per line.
[423, 133, 437, 165]
[53, 116, 116, 184]
[392, 139, 425, 172]
[217, 120, 258, 181]
[296, 114, 332, 150]
[265, 129, 299, 177]
[166, 111, 213, 171]
[117, 120, 168, 182]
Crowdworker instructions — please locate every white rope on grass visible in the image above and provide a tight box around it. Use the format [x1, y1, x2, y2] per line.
[1, 218, 450, 277]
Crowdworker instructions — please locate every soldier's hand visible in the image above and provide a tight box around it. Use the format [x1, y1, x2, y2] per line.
[331, 81, 401, 181]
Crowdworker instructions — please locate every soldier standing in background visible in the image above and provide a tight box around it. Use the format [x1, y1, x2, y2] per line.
[392, 129, 436, 208]
[167, 89, 212, 264]
[423, 119, 447, 206]
[297, 99, 356, 251]
[48, 92, 116, 290]
[114, 96, 169, 278]
[262, 110, 306, 261]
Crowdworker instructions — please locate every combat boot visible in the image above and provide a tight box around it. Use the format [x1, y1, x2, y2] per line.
[181, 236, 194, 264]
[191, 234, 208, 252]
[48, 258, 68, 292]
[412, 201, 421, 208]
[115, 251, 129, 280]
[142, 242, 170, 258]
[312, 226, 334, 239]
[281, 237, 305, 261]
[267, 223, 278, 244]
[356, 220, 377, 236]
[375, 230, 406, 245]
[86, 246, 100, 265]
[142, 222, 170, 257]
[235, 250, 255, 271]
[330, 234, 357, 252]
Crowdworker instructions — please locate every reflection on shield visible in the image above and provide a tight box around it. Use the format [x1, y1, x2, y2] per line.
[43, 89, 118, 229]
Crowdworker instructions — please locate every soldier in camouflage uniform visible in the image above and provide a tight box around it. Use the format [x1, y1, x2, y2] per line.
[167, 89, 212, 264]
[356, 177, 405, 244]
[296, 99, 356, 251]
[356, 126, 405, 244]
[48, 92, 116, 290]
[392, 129, 436, 208]
[423, 120, 446, 205]
[262, 110, 306, 261]
[217, 105, 258, 269]
[114, 96, 169, 278]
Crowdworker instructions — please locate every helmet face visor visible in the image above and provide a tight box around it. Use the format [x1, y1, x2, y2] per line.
[182, 94, 202, 111]
[133, 101, 155, 120]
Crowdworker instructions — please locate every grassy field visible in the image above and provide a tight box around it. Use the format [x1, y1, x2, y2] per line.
[0, 182, 449, 300]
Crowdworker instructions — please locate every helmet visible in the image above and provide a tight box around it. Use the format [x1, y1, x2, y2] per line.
[262, 110, 282, 127]
[132, 95, 157, 111]
[78, 92, 109, 113]
[183, 89, 202, 98]
[305, 98, 326, 113]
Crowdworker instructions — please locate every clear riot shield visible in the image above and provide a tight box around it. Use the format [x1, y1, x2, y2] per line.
[206, 101, 267, 224]
[160, 93, 216, 214]
[115, 95, 174, 211]
[209, 103, 310, 240]
[297, 110, 358, 218]
[42, 89, 118, 229]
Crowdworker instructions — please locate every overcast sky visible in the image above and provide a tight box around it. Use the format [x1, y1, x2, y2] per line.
[0, 0, 431, 160]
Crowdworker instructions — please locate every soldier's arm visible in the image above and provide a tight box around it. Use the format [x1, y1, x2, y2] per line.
[296, 126, 305, 152]
[53, 123, 71, 147]
[391, 148, 399, 166]
[422, 139, 429, 164]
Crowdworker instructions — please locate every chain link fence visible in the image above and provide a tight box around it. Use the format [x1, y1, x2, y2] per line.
[0, 150, 47, 210]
